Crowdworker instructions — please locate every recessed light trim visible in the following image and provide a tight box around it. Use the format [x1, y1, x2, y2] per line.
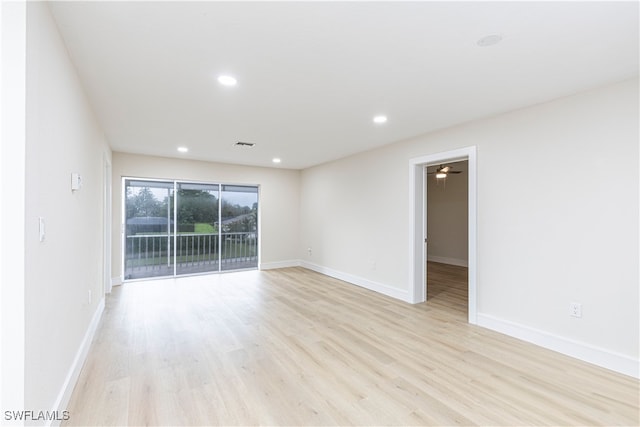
[177, 146, 189, 153]
[373, 115, 388, 124]
[477, 34, 503, 47]
[217, 75, 237, 86]
[272, 158, 281, 164]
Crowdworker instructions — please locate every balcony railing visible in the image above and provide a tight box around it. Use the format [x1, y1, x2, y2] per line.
[125, 232, 257, 279]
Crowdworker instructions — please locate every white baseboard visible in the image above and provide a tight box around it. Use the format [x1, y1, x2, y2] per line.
[260, 260, 302, 270]
[49, 298, 105, 426]
[427, 255, 468, 267]
[301, 261, 410, 303]
[111, 276, 122, 287]
[477, 313, 639, 379]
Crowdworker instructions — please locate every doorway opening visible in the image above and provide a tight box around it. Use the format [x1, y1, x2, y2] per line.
[409, 146, 477, 324]
[426, 160, 468, 315]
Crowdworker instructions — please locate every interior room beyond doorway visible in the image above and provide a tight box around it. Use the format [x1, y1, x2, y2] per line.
[426, 160, 469, 313]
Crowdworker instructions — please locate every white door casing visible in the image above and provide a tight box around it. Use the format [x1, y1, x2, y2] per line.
[409, 146, 477, 324]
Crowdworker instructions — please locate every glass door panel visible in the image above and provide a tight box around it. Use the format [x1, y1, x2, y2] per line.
[221, 185, 259, 271]
[124, 179, 259, 280]
[124, 179, 174, 279]
[175, 183, 220, 275]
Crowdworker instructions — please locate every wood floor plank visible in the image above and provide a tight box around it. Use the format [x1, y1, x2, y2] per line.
[62, 265, 639, 426]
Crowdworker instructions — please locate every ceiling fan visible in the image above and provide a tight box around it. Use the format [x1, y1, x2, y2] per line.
[427, 164, 463, 179]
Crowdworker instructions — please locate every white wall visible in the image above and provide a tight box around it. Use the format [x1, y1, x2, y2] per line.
[111, 152, 300, 281]
[300, 145, 412, 299]
[24, 1, 111, 418]
[427, 160, 468, 266]
[7, 5, 637, 419]
[300, 78, 639, 375]
[1, 0, 27, 418]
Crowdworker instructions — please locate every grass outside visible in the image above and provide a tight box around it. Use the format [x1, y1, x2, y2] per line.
[194, 223, 216, 234]
[129, 223, 218, 235]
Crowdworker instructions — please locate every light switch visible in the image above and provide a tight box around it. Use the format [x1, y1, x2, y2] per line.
[39, 217, 45, 242]
[71, 173, 82, 191]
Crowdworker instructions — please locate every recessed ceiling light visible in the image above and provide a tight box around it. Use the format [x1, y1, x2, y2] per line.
[217, 75, 237, 86]
[477, 34, 503, 47]
[272, 158, 281, 164]
[177, 146, 188, 153]
[373, 115, 388, 124]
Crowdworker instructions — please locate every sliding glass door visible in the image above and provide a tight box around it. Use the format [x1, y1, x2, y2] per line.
[175, 182, 220, 275]
[221, 185, 259, 271]
[124, 180, 175, 280]
[124, 179, 259, 280]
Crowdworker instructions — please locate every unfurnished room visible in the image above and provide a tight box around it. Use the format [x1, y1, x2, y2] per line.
[0, 1, 638, 426]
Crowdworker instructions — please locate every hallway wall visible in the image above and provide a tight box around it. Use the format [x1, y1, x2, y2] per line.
[427, 160, 468, 266]
[24, 1, 111, 414]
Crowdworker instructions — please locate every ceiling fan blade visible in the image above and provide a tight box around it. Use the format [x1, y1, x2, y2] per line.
[449, 171, 462, 174]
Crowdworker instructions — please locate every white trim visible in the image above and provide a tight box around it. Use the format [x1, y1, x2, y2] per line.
[1, 0, 27, 415]
[301, 261, 411, 303]
[260, 260, 301, 270]
[50, 297, 105, 426]
[111, 276, 123, 287]
[103, 154, 112, 294]
[409, 146, 477, 324]
[477, 313, 639, 379]
[409, 157, 425, 304]
[120, 177, 126, 281]
[427, 255, 468, 267]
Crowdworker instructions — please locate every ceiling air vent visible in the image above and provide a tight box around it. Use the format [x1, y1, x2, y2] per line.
[234, 141, 255, 148]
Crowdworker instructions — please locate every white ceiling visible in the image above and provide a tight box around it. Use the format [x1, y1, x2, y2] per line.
[49, 1, 639, 170]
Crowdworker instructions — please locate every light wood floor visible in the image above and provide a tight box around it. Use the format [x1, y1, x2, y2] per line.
[427, 261, 468, 315]
[64, 266, 639, 426]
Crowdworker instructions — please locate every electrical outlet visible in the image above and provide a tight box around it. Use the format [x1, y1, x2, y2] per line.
[307, 247, 312, 256]
[38, 217, 45, 242]
[569, 302, 582, 318]
[88, 290, 92, 305]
